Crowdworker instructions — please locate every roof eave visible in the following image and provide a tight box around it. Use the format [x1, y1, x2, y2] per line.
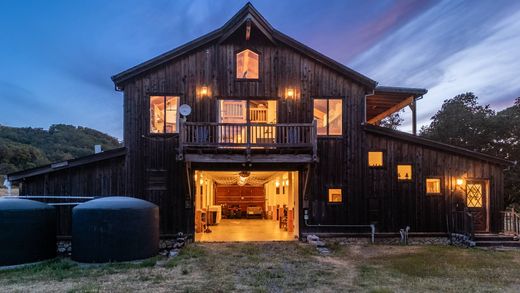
[374, 86, 428, 97]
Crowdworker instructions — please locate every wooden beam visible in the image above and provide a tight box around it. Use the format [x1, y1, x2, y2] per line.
[367, 96, 414, 124]
[185, 153, 314, 163]
[410, 99, 417, 135]
[245, 19, 251, 40]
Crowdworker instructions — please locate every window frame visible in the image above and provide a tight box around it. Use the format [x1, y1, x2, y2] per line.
[327, 187, 343, 204]
[148, 94, 182, 135]
[235, 48, 261, 82]
[312, 97, 345, 137]
[397, 163, 414, 182]
[368, 150, 386, 169]
[425, 176, 443, 195]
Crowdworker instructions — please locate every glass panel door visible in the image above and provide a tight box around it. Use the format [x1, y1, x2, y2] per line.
[217, 99, 277, 146]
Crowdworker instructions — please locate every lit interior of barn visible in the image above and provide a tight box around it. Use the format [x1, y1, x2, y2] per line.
[194, 170, 299, 242]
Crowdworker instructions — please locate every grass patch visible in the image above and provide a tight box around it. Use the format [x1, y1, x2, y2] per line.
[2, 243, 520, 292]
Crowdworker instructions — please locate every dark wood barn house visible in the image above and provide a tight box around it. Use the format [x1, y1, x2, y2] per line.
[8, 3, 511, 242]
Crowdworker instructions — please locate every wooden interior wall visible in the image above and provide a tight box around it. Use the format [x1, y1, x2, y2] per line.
[214, 186, 265, 212]
[364, 133, 504, 233]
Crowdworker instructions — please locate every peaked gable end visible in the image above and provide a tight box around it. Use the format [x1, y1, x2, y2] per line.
[111, 3, 376, 89]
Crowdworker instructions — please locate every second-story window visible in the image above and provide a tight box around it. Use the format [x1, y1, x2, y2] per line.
[150, 95, 179, 134]
[236, 49, 259, 79]
[313, 98, 343, 136]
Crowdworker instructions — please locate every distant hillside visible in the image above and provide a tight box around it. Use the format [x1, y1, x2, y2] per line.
[0, 124, 121, 174]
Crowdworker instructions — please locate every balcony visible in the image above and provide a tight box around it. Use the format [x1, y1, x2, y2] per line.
[178, 121, 317, 163]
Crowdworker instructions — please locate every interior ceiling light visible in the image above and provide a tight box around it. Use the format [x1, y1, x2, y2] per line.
[238, 171, 250, 178]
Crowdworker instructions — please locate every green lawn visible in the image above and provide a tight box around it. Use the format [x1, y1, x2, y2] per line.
[1, 242, 520, 292]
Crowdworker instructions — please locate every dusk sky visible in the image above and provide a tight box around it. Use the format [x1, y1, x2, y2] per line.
[1, 0, 519, 139]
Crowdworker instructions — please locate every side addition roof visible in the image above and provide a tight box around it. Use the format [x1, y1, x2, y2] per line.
[364, 124, 512, 166]
[7, 147, 127, 182]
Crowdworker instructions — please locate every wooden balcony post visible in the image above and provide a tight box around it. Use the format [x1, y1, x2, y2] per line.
[246, 122, 251, 160]
[312, 119, 318, 161]
[177, 118, 185, 160]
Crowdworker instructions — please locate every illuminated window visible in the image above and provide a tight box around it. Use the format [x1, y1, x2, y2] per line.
[397, 165, 412, 181]
[313, 98, 343, 136]
[368, 151, 384, 167]
[426, 178, 441, 194]
[328, 188, 342, 203]
[236, 49, 259, 79]
[466, 183, 483, 208]
[150, 96, 179, 133]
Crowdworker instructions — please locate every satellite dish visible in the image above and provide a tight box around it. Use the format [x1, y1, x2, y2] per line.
[179, 104, 192, 117]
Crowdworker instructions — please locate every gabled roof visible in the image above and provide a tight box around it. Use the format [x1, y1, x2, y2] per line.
[7, 147, 127, 182]
[111, 2, 377, 89]
[364, 124, 512, 166]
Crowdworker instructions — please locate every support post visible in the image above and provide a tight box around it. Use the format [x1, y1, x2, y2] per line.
[411, 98, 417, 135]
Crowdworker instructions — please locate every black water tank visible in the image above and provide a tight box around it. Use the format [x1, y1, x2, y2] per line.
[0, 198, 56, 266]
[72, 196, 159, 263]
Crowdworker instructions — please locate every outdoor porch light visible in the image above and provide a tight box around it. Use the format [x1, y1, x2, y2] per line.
[456, 178, 465, 186]
[286, 88, 294, 99]
[201, 85, 208, 96]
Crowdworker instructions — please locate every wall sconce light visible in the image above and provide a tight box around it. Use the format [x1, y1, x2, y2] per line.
[285, 179, 289, 186]
[286, 88, 294, 99]
[451, 177, 465, 192]
[275, 180, 280, 188]
[201, 85, 208, 96]
[199, 178, 204, 186]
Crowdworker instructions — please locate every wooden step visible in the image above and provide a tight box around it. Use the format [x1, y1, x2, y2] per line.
[473, 234, 520, 247]
[474, 234, 517, 242]
[475, 240, 520, 247]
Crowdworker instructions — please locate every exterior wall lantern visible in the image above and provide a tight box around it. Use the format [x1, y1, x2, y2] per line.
[201, 85, 209, 96]
[286, 88, 294, 99]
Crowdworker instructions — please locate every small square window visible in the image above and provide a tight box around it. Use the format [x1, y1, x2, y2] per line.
[426, 178, 441, 194]
[397, 165, 412, 180]
[368, 151, 384, 167]
[328, 188, 342, 203]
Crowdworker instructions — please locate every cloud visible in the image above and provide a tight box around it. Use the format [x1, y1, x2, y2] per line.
[351, 1, 520, 130]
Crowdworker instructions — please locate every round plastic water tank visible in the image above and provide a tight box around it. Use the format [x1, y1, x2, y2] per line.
[0, 198, 56, 266]
[72, 196, 159, 263]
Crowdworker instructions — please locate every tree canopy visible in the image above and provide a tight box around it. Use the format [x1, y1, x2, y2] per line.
[0, 124, 121, 175]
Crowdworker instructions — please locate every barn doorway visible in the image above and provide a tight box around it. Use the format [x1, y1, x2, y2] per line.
[194, 170, 299, 242]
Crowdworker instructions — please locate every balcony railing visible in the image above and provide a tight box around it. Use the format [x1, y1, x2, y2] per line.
[179, 120, 317, 159]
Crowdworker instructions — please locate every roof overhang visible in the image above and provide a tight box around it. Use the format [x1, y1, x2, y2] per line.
[366, 86, 427, 124]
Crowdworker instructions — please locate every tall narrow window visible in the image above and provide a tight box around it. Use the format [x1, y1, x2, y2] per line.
[150, 96, 179, 133]
[368, 151, 384, 167]
[397, 164, 413, 181]
[313, 98, 343, 136]
[236, 49, 259, 79]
